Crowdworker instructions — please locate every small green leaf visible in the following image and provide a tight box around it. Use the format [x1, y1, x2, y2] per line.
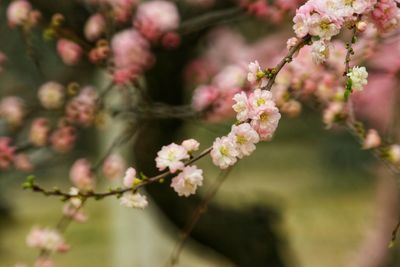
[139, 172, 149, 180]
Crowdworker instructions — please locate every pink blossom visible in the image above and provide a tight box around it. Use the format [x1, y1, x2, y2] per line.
[363, 129, 381, 149]
[155, 143, 189, 173]
[181, 139, 200, 153]
[134, 0, 180, 41]
[7, 0, 32, 27]
[38, 82, 65, 109]
[322, 101, 346, 128]
[250, 104, 281, 141]
[65, 86, 98, 127]
[247, 61, 267, 88]
[192, 84, 238, 122]
[371, 0, 399, 32]
[0, 96, 25, 126]
[206, 88, 239, 122]
[120, 192, 148, 209]
[102, 154, 126, 180]
[29, 118, 50, 147]
[286, 37, 298, 50]
[111, 29, 153, 84]
[192, 85, 219, 112]
[212, 65, 246, 90]
[248, 89, 274, 116]
[311, 40, 330, 64]
[0, 137, 15, 170]
[57, 39, 83, 66]
[69, 159, 96, 190]
[171, 165, 203, 197]
[293, 1, 343, 40]
[246, 0, 270, 18]
[123, 167, 137, 188]
[50, 125, 77, 153]
[232, 91, 250, 122]
[26, 227, 69, 252]
[228, 123, 260, 158]
[84, 13, 106, 41]
[211, 136, 239, 169]
[63, 202, 87, 222]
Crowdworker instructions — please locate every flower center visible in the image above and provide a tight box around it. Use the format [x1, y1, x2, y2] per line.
[236, 135, 247, 145]
[256, 98, 265, 106]
[320, 21, 330, 31]
[344, 0, 353, 6]
[167, 151, 176, 161]
[260, 112, 269, 122]
[219, 146, 229, 156]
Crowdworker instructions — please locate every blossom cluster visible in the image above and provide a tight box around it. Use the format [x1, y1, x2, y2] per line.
[26, 227, 69, 253]
[155, 139, 204, 197]
[293, 0, 399, 67]
[7, 0, 41, 28]
[0, 82, 101, 172]
[211, 88, 281, 169]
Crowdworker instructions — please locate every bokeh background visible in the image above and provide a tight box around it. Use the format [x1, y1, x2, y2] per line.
[1, 1, 400, 267]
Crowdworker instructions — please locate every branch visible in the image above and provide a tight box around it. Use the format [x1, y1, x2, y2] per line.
[263, 35, 312, 91]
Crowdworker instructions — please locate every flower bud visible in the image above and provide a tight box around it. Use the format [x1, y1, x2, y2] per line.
[363, 129, 381, 149]
[38, 82, 65, 109]
[84, 13, 106, 41]
[57, 39, 83, 66]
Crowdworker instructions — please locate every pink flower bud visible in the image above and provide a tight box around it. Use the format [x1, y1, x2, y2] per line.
[123, 167, 137, 188]
[50, 125, 77, 153]
[356, 21, 368, 32]
[84, 13, 106, 41]
[57, 39, 83, 66]
[363, 129, 381, 149]
[181, 139, 200, 153]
